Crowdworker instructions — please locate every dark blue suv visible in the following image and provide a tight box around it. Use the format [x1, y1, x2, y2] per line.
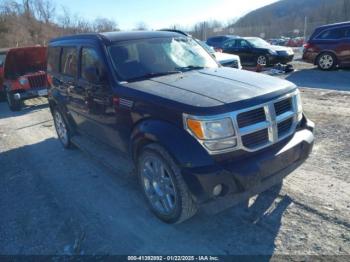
[48, 31, 314, 223]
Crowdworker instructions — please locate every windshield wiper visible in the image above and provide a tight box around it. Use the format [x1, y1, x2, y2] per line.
[127, 71, 182, 82]
[175, 65, 205, 72]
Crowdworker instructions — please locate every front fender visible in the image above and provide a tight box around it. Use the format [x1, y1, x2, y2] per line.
[130, 119, 214, 169]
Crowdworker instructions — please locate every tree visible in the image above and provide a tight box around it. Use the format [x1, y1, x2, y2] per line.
[34, 0, 56, 24]
[93, 18, 118, 32]
[134, 21, 148, 31]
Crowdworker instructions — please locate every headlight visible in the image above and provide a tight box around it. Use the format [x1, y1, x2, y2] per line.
[184, 115, 237, 152]
[19, 78, 28, 86]
[295, 90, 303, 121]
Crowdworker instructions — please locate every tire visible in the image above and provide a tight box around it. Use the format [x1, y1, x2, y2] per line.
[317, 52, 337, 70]
[53, 107, 72, 148]
[257, 55, 268, 66]
[137, 143, 198, 224]
[6, 91, 22, 111]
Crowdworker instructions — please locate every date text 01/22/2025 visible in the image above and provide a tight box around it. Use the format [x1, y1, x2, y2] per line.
[127, 256, 219, 261]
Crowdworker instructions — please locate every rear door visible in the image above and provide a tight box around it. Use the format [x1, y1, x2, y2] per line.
[235, 39, 254, 65]
[60, 46, 86, 127]
[341, 26, 350, 65]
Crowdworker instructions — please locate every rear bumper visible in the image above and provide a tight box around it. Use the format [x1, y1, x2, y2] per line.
[302, 51, 318, 64]
[183, 115, 314, 211]
[12, 87, 48, 100]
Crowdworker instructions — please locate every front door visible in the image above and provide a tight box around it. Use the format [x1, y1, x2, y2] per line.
[76, 46, 122, 150]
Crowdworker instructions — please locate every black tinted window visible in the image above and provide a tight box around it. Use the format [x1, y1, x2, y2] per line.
[223, 39, 236, 48]
[61, 47, 77, 77]
[237, 40, 250, 48]
[317, 27, 347, 40]
[47, 47, 61, 73]
[81, 48, 103, 80]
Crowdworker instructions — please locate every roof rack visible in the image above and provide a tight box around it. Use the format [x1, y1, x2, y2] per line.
[158, 29, 191, 37]
[49, 33, 108, 43]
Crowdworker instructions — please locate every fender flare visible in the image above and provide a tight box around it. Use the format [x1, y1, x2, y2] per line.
[130, 119, 214, 169]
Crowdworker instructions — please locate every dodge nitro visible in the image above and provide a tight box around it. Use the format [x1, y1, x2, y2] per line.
[48, 31, 314, 223]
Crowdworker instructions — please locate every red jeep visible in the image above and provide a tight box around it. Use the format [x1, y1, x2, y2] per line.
[3, 46, 48, 111]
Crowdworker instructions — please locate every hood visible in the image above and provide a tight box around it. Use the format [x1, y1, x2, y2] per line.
[270, 45, 293, 53]
[214, 52, 240, 64]
[4, 46, 47, 79]
[124, 67, 296, 113]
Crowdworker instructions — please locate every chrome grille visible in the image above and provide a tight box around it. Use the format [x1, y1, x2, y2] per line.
[278, 118, 293, 138]
[183, 90, 300, 155]
[28, 73, 47, 88]
[274, 97, 292, 115]
[231, 60, 239, 69]
[237, 107, 266, 128]
[233, 91, 299, 152]
[242, 129, 269, 148]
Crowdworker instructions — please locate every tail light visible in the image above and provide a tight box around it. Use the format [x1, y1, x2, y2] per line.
[112, 96, 120, 110]
[303, 42, 312, 49]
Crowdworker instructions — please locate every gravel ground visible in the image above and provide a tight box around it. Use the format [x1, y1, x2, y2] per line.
[0, 63, 349, 256]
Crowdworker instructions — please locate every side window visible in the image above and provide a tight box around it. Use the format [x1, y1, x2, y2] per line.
[317, 28, 346, 40]
[47, 47, 61, 74]
[81, 47, 104, 80]
[61, 47, 77, 77]
[223, 39, 236, 49]
[237, 40, 250, 48]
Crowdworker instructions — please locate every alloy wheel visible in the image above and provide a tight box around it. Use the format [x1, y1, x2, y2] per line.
[319, 54, 334, 70]
[54, 110, 68, 145]
[140, 155, 177, 215]
[257, 55, 267, 66]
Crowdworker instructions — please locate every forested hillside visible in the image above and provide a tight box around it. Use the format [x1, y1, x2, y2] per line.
[230, 0, 350, 38]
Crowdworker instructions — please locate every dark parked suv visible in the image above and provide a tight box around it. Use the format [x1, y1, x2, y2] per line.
[303, 21, 350, 70]
[48, 31, 314, 223]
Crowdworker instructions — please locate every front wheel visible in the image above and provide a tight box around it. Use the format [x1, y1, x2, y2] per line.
[137, 144, 197, 224]
[257, 55, 268, 66]
[6, 91, 22, 111]
[317, 52, 337, 70]
[53, 108, 71, 148]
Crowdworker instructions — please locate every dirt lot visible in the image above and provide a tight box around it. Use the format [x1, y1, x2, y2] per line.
[0, 63, 349, 256]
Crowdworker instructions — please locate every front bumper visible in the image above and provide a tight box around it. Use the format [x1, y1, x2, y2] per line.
[13, 87, 48, 100]
[183, 116, 314, 212]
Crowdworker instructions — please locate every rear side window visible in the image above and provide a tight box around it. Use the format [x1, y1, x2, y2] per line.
[237, 39, 250, 48]
[61, 47, 77, 77]
[223, 39, 237, 48]
[317, 27, 349, 40]
[47, 47, 61, 73]
[81, 47, 104, 80]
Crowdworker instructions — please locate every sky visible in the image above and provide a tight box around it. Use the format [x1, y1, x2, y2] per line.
[56, 0, 279, 30]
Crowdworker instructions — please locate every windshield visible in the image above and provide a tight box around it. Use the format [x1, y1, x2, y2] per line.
[246, 38, 271, 48]
[197, 40, 215, 54]
[108, 37, 218, 82]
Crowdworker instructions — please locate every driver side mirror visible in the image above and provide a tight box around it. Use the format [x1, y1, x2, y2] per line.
[84, 66, 107, 84]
